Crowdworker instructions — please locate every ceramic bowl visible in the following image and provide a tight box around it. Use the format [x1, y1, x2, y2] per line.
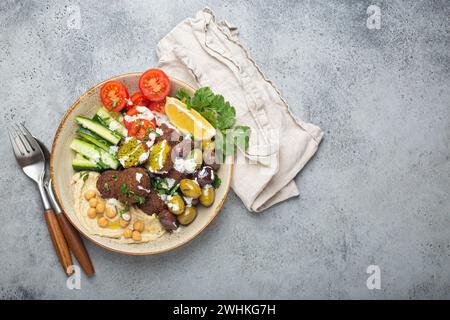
[50, 72, 232, 255]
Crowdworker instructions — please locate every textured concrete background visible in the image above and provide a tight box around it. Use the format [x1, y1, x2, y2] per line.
[0, 0, 449, 299]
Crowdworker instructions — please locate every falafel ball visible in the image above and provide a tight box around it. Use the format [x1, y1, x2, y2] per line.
[138, 192, 167, 215]
[117, 167, 151, 204]
[96, 170, 121, 199]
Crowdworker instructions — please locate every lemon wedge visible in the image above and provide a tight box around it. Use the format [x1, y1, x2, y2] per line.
[165, 97, 216, 140]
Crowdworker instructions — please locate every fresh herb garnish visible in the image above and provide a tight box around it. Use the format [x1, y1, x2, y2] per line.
[134, 195, 145, 205]
[117, 204, 130, 218]
[168, 183, 180, 196]
[145, 127, 160, 137]
[112, 175, 118, 181]
[120, 183, 129, 196]
[176, 87, 251, 157]
[212, 176, 222, 188]
[111, 99, 117, 108]
[176, 89, 192, 109]
[151, 177, 179, 195]
[104, 182, 110, 192]
[80, 171, 89, 181]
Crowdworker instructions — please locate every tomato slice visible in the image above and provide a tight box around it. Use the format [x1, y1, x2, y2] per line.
[139, 69, 170, 102]
[130, 92, 150, 107]
[124, 107, 157, 140]
[100, 81, 129, 112]
[148, 100, 165, 114]
[127, 119, 156, 140]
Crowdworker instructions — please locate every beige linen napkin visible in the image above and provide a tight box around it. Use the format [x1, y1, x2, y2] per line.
[157, 8, 323, 212]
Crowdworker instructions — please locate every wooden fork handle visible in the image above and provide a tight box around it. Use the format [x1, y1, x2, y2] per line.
[57, 214, 95, 277]
[44, 209, 73, 276]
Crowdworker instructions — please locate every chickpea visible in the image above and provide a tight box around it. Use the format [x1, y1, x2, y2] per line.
[119, 218, 130, 228]
[133, 220, 145, 232]
[87, 208, 97, 219]
[88, 198, 98, 208]
[97, 217, 108, 228]
[123, 229, 133, 239]
[84, 190, 96, 201]
[132, 230, 142, 241]
[96, 202, 105, 214]
[105, 207, 117, 219]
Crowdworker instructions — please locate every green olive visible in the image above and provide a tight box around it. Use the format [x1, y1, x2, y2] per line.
[167, 194, 185, 215]
[177, 206, 197, 225]
[188, 149, 203, 169]
[201, 140, 215, 151]
[179, 179, 201, 199]
[199, 187, 215, 207]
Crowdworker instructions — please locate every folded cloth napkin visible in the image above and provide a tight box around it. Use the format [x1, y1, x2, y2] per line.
[157, 7, 323, 212]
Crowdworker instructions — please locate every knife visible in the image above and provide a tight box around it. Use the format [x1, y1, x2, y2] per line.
[37, 139, 95, 277]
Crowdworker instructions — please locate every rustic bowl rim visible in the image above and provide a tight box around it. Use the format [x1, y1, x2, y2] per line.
[50, 72, 233, 255]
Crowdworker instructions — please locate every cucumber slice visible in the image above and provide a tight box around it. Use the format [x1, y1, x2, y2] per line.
[76, 127, 112, 152]
[70, 138, 119, 170]
[93, 114, 109, 127]
[96, 107, 128, 137]
[75, 116, 121, 145]
[72, 155, 102, 172]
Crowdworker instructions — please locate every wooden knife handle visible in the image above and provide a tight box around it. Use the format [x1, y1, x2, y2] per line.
[44, 209, 73, 276]
[57, 213, 95, 277]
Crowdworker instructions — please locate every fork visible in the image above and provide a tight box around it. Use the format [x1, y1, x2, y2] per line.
[8, 124, 73, 276]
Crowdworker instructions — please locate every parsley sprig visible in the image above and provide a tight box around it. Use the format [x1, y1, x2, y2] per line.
[151, 177, 179, 196]
[176, 87, 251, 157]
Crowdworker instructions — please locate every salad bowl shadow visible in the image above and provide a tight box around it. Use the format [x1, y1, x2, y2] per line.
[50, 72, 232, 255]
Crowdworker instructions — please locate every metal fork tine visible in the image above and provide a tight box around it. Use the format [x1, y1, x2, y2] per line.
[8, 128, 23, 158]
[9, 125, 27, 155]
[19, 123, 40, 152]
[15, 124, 33, 153]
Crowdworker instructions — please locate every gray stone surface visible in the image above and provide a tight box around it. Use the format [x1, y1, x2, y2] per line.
[0, 0, 449, 299]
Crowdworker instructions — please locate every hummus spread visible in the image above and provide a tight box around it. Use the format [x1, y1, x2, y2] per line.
[71, 172, 165, 243]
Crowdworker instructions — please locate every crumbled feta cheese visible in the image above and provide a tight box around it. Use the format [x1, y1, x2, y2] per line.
[123, 106, 155, 124]
[109, 145, 119, 155]
[108, 121, 120, 131]
[165, 178, 176, 188]
[156, 128, 164, 135]
[122, 213, 131, 221]
[138, 151, 149, 163]
[146, 140, 155, 148]
[183, 196, 193, 207]
[156, 114, 169, 126]
[135, 172, 143, 183]
[158, 194, 168, 202]
[118, 155, 129, 166]
[106, 198, 122, 207]
[167, 202, 179, 212]
[184, 157, 197, 174]
[173, 157, 197, 174]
